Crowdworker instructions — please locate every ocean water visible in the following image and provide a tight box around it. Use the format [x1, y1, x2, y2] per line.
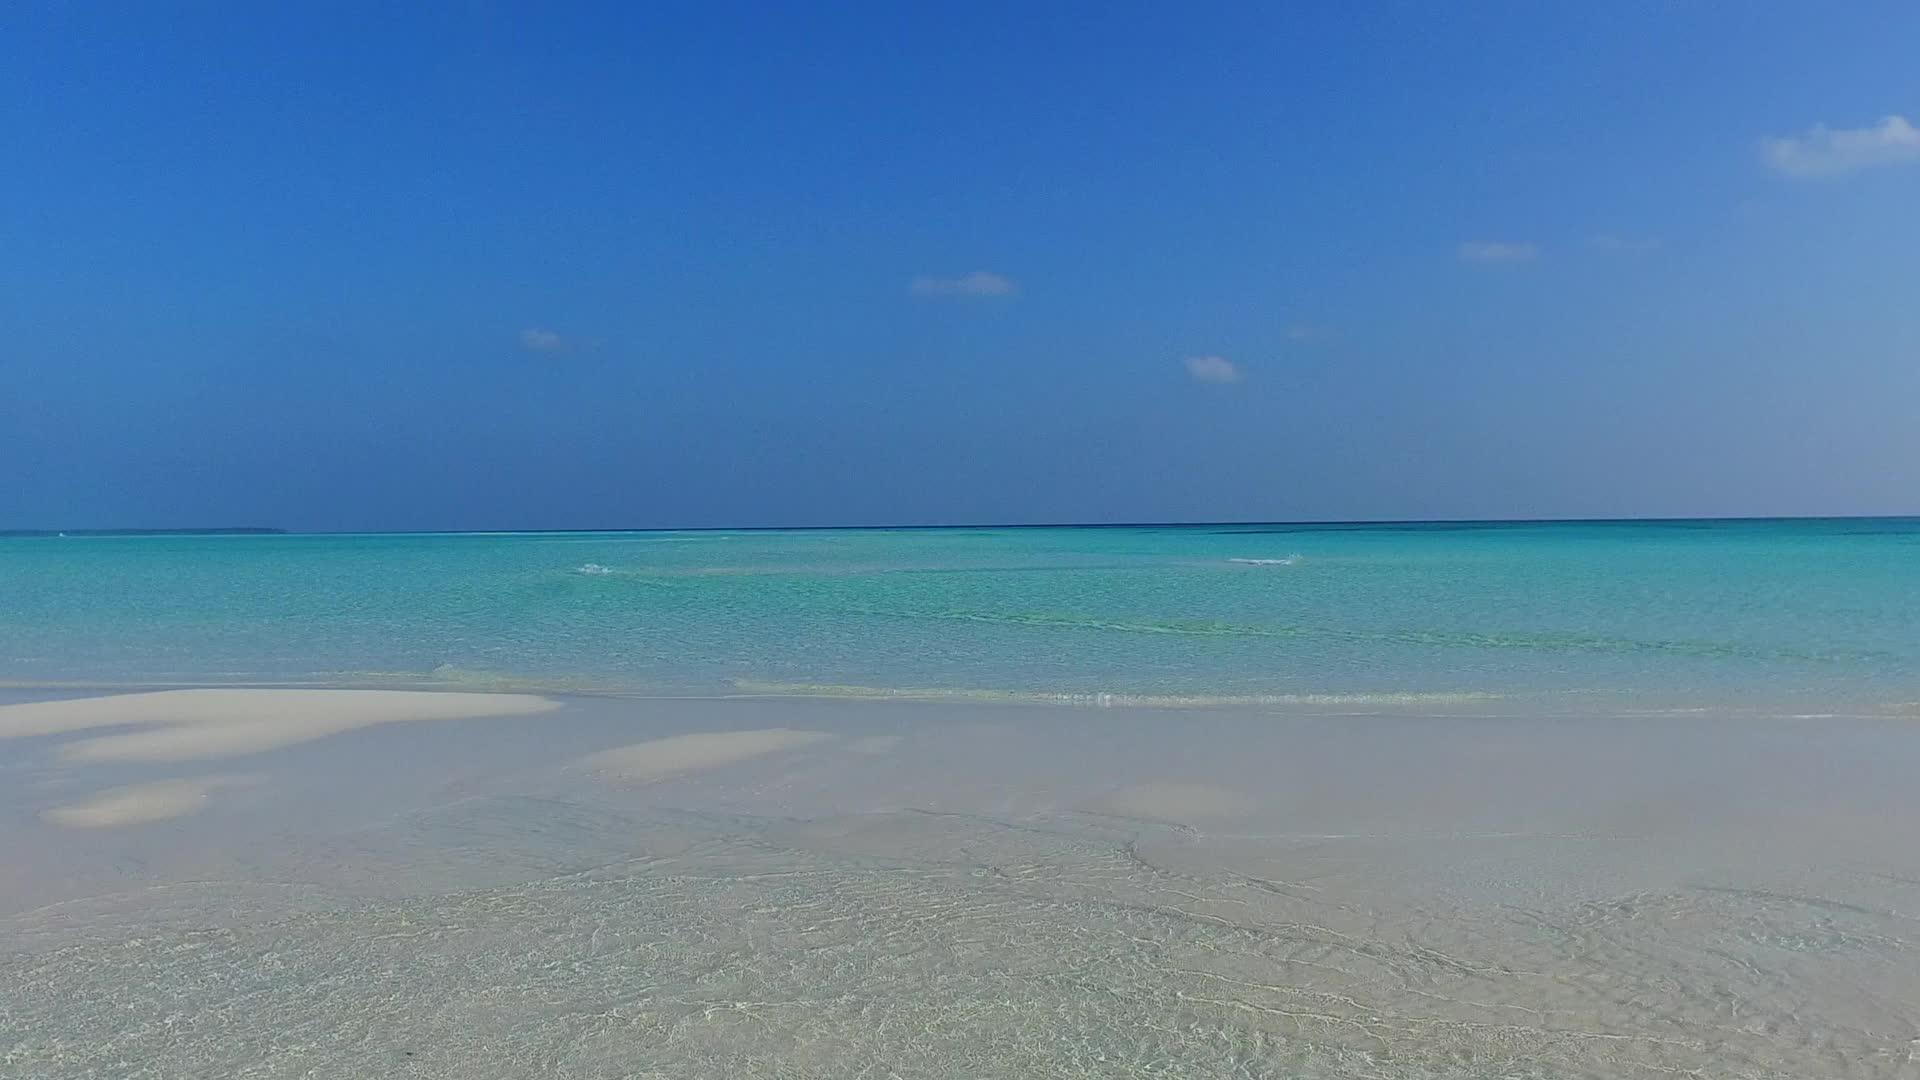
[3, 518, 1918, 709]
[9, 521, 1920, 1078]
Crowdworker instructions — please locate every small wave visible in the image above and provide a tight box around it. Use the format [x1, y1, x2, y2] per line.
[847, 606, 1892, 663]
[731, 680, 1500, 709]
[566, 564, 681, 587]
[1228, 555, 1302, 566]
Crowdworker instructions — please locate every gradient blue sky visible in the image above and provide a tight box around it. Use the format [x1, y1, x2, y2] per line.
[4, 2, 1917, 530]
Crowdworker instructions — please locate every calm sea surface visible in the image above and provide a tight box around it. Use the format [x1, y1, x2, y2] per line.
[4, 519, 1918, 709]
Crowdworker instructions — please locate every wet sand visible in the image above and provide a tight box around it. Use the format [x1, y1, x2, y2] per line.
[3, 689, 1919, 1078]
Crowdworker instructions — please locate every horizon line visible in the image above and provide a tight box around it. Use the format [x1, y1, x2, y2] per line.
[8, 513, 1919, 538]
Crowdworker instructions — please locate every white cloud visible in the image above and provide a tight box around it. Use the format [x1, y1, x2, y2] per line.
[1458, 241, 1538, 264]
[1588, 233, 1662, 253]
[1183, 355, 1242, 384]
[519, 328, 567, 353]
[1761, 115, 1920, 179]
[909, 271, 1017, 297]
[1285, 323, 1334, 342]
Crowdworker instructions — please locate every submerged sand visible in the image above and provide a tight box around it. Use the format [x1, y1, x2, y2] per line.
[1092, 780, 1259, 821]
[0, 688, 560, 763]
[40, 775, 260, 829]
[2, 689, 1918, 1079]
[577, 728, 834, 781]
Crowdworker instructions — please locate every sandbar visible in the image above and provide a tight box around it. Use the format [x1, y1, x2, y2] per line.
[577, 728, 834, 781]
[0, 688, 561, 762]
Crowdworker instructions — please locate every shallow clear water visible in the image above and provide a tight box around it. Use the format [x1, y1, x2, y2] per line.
[4, 519, 1919, 707]
[6, 693, 1920, 1079]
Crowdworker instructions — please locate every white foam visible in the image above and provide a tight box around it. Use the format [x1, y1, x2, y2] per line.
[1228, 555, 1302, 566]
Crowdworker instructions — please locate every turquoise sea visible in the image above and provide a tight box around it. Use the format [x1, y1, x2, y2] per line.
[4, 519, 1918, 710]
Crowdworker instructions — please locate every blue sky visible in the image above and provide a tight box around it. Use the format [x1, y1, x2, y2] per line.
[3, 2, 1917, 529]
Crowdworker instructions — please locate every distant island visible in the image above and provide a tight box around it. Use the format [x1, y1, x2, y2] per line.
[0, 527, 287, 537]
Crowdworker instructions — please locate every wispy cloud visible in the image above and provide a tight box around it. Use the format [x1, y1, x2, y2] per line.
[519, 328, 568, 353]
[1588, 233, 1662, 253]
[1285, 323, 1335, 342]
[1183, 355, 1242, 384]
[1761, 115, 1920, 179]
[909, 271, 1017, 297]
[1458, 241, 1538, 265]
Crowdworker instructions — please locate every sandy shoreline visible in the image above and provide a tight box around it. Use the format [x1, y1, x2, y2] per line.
[3, 687, 1918, 1077]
